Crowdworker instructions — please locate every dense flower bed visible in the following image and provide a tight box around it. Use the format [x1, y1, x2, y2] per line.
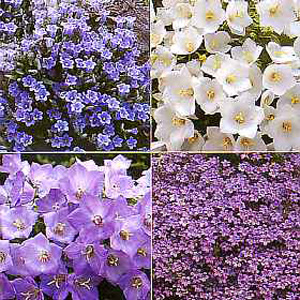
[0, 154, 151, 299]
[153, 153, 300, 299]
[151, 0, 300, 151]
[0, 0, 150, 151]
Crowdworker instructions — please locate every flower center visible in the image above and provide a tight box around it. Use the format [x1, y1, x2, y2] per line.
[47, 274, 67, 289]
[131, 276, 143, 289]
[267, 114, 275, 121]
[39, 250, 51, 263]
[179, 88, 194, 97]
[0, 252, 6, 263]
[234, 112, 245, 124]
[137, 248, 147, 257]
[107, 254, 119, 267]
[84, 245, 95, 261]
[270, 72, 281, 82]
[210, 40, 219, 50]
[92, 215, 103, 226]
[205, 10, 215, 20]
[223, 137, 233, 149]
[213, 57, 222, 70]
[75, 188, 84, 200]
[206, 89, 215, 100]
[185, 41, 195, 53]
[282, 121, 292, 132]
[75, 278, 91, 290]
[188, 133, 198, 144]
[240, 138, 254, 148]
[13, 219, 25, 230]
[269, 4, 280, 17]
[226, 74, 236, 84]
[144, 214, 152, 229]
[291, 96, 300, 104]
[53, 223, 66, 236]
[120, 230, 131, 241]
[243, 51, 254, 63]
[172, 117, 186, 127]
[21, 288, 41, 300]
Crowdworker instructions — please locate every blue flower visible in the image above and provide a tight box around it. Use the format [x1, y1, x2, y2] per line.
[54, 120, 69, 133]
[127, 136, 137, 149]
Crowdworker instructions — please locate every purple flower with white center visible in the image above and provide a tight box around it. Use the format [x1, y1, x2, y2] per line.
[118, 83, 130, 96]
[119, 270, 150, 300]
[105, 174, 136, 199]
[59, 163, 104, 203]
[111, 215, 147, 257]
[0, 240, 13, 272]
[67, 195, 115, 242]
[19, 233, 62, 275]
[0, 205, 38, 240]
[13, 277, 43, 300]
[53, 120, 69, 132]
[102, 249, 135, 284]
[36, 189, 67, 213]
[44, 207, 77, 244]
[0, 274, 15, 300]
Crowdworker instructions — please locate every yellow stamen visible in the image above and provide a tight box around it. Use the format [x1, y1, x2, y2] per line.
[131, 276, 143, 289]
[223, 137, 233, 150]
[172, 117, 186, 126]
[266, 114, 275, 121]
[240, 138, 255, 148]
[226, 75, 236, 84]
[270, 72, 281, 82]
[205, 10, 215, 20]
[269, 4, 280, 17]
[282, 121, 292, 132]
[179, 88, 194, 97]
[234, 112, 245, 124]
[206, 89, 215, 100]
[137, 248, 147, 257]
[185, 41, 195, 53]
[291, 96, 300, 104]
[120, 230, 131, 241]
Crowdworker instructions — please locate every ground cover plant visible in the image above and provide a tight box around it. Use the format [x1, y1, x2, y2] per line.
[0, 153, 151, 299]
[0, 0, 150, 151]
[151, 0, 300, 151]
[153, 152, 300, 299]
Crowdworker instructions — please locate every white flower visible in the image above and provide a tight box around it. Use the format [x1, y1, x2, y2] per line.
[219, 93, 265, 138]
[263, 64, 296, 96]
[201, 53, 231, 76]
[231, 38, 263, 65]
[194, 78, 225, 114]
[266, 42, 297, 63]
[153, 104, 195, 150]
[226, 0, 253, 35]
[204, 31, 231, 53]
[203, 126, 235, 151]
[234, 134, 267, 151]
[192, 0, 225, 33]
[257, 0, 296, 34]
[260, 105, 277, 135]
[181, 131, 205, 151]
[247, 65, 263, 101]
[277, 84, 300, 110]
[151, 20, 167, 48]
[216, 60, 252, 96]
[267, 104, 300, 150]
[151, 46, 176, 79]
[171, 2, 194, 29]
[171, 26, 203, 55]
[162, 66, 196, 116]
[260, 90, 275, 107]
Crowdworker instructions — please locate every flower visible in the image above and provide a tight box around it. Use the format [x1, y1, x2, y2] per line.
[204, 31, 231, 54]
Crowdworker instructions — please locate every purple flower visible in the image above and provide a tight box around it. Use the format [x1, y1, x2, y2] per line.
[13, 277, 43, 300]
[36, 189, 67, 213]
[40, 272, 69, 300]
[18, 233, 62, 275]
[119, 270, 150, 300]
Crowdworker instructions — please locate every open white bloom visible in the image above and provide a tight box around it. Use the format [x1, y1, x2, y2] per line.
[277, 84, 300, 111]
[231, 38, 263, 65]
[267, 104, 300, 150]
[151, 46, 176, 79]
[260, 90, 275, 107]
[226, 0, 253, 35]
[204, 31, 231, 53]
[162, 66, 196, 116]
[181, 131, 205, 151]
[263, 64, 296, 96]
[219, 93, 265, 138]
[257, 0, 296, 34]
[153, 104, 195, 150]
[247, 65, 263, 101]
[171, 2, 194, 29]
[194, 78, 225, 114]
[201, 53, 231, 76]
[203, 126, 236, 151]
[151, 20, 167, 48]
[216, 60, 252, 96]
[259, 105, 277, 135]
[266, 42, 297, 63]
[192, 0, 225, 33]
[171, 26, 203, 55]
[234, 134, 267, 151]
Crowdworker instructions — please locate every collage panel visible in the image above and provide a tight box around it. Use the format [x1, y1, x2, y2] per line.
[153, 152, 300, 299]
[151, 0, 300, 152]
[0, 0, 150, 152]
[0, 153, 151, 299]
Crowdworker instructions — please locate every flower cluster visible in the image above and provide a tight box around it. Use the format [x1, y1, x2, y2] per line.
[0, 154, 151, 300]
[0, 0, 150, 151]
[153, 153, 300, 299]
[151, 0, 300, 151]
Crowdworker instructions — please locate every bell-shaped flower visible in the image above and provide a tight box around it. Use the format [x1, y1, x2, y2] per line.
[263, 64, 296, 96]
[203, 126, 236, 151]
[151, 46, 176, 79]
[204, 31, 231, 53]
[171, 26, 203, 55]
[192, 0, 225, 33]
[171, 2, 194, 29]
[219, 93, 265, 138]
[201, 53, 231, 76]
[277, 84, 300, 111]
[266, 42, 297, 63]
